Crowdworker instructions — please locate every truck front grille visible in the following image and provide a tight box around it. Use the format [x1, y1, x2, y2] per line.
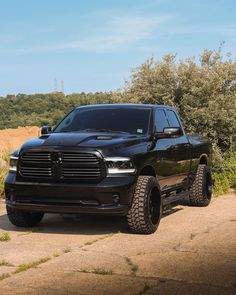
[20, 166, 53, 178]
[62, 167, 101, 179]
[21, 152, 51, 164]
[19, 151, 105, 182]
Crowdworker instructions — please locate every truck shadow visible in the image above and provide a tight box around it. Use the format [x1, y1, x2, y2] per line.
[162, 206, 183, 217]
[0, 213, 128, 235]
[0, 204, 184, 235]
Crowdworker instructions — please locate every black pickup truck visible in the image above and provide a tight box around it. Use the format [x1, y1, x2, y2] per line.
[5, 104, 212, 234]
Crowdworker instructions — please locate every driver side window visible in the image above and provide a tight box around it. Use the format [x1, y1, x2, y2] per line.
[155, 109, 169, 132]
[56, 110, 76, 132]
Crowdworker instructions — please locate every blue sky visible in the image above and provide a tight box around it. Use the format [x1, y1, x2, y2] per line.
[0, 0, 235, 96]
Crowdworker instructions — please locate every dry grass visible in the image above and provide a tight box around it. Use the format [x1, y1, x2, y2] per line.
[53, 253, 60, 257]
[124, 257, 138, 275]
[0, 273, 11, 281]
[92, 267, 113, 275]
[14, 257, 51, 274]
[83, 233, 115, 247]
[0, 232, 11, 242]
[63, 246, 72, 253]
[0, 259, 14, 267]
[0, 151, 9, 197]
[81, 268, 113, 275]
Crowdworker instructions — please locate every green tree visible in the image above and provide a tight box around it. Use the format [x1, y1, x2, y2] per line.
[114, 49, 236, 151]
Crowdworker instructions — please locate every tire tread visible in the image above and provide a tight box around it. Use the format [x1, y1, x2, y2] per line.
[127, 176, 161, 234]
[189, 164, 212, 207]
[6, 206, 44, 227]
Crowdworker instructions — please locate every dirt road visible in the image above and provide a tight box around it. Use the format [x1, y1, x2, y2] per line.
[0, 193, 235, 295]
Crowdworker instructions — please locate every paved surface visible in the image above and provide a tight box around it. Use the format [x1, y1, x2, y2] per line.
[0, 194, 235, 295]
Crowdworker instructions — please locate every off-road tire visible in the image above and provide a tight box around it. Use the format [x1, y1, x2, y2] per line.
[189, 164, 212, 207]
[6, 206, 44, 227]
[127, 176, 162, 234]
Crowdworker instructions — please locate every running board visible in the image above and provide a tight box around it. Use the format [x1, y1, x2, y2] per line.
[162, 190, 191, 206]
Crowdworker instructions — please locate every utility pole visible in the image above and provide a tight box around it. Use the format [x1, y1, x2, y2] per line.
[61, 80, 64, 93]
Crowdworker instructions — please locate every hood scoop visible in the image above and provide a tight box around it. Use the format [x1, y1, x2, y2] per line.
[96, 136, 113, 140]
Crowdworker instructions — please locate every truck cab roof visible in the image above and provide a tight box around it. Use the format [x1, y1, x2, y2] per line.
[76, 104, 176, 111]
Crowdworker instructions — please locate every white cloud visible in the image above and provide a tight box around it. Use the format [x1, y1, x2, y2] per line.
[3, 10, 236, 55]
[0, 12, 171, 54]
[56, 14, 171, 52]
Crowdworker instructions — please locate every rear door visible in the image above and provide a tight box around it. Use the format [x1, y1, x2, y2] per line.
[165, 109, 191, 187]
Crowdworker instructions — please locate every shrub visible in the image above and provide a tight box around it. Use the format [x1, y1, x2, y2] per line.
[0, 152, 9, 197]
[0, 232, 11, 242]
[213, 150, 236, 196]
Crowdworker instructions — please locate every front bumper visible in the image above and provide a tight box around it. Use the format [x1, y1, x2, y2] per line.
[5, 172, 136, 215]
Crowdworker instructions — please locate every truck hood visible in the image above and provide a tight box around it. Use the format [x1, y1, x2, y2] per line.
[20, 132, 149, 157]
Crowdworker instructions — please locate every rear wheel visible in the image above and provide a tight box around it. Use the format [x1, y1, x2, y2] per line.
[6, 206, 44, 227]
[189, 164, 212, 207]
[127, 176, 162, 234]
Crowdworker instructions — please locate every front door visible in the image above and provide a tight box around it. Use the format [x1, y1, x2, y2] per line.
[153, 109, 180, 190]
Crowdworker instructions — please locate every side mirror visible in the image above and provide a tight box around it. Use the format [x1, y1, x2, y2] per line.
[154, 127, 182, 139]
[41, 125, 52, 135]
[163, 127, 182, 136]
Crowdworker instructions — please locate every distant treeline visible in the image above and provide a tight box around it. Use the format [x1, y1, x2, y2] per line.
[0, 48, 236, 152]
[0, 92, 113, 129]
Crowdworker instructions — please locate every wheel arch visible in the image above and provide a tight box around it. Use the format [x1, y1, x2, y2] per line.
[137, 167, 162, 206]
[199, 154, 208, 166]
[139, 165, 156, 177]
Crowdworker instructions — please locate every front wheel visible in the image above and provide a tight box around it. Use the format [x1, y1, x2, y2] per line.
[6, 206, 44, 227]
[189, 164, 212, 207]
[127, 176, 162, 234]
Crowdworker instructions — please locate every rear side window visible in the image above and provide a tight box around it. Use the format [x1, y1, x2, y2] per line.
[166, 110, 181, 127]
[155, 109, 169, 132]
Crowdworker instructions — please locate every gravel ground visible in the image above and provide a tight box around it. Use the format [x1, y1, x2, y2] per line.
[0, 193, 235, 295]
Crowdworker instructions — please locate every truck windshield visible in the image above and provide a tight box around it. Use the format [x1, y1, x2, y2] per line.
[54, 107, 151, 135]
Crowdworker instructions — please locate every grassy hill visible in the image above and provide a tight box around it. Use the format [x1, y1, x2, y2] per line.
[0, 92, 112, 130]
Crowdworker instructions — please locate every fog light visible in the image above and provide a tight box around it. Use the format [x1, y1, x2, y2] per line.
[9, 155, 18, 172]
[113, 194, 120, 204]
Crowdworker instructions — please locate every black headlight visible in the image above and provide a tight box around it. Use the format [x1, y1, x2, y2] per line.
[105, 157, 136, 174]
